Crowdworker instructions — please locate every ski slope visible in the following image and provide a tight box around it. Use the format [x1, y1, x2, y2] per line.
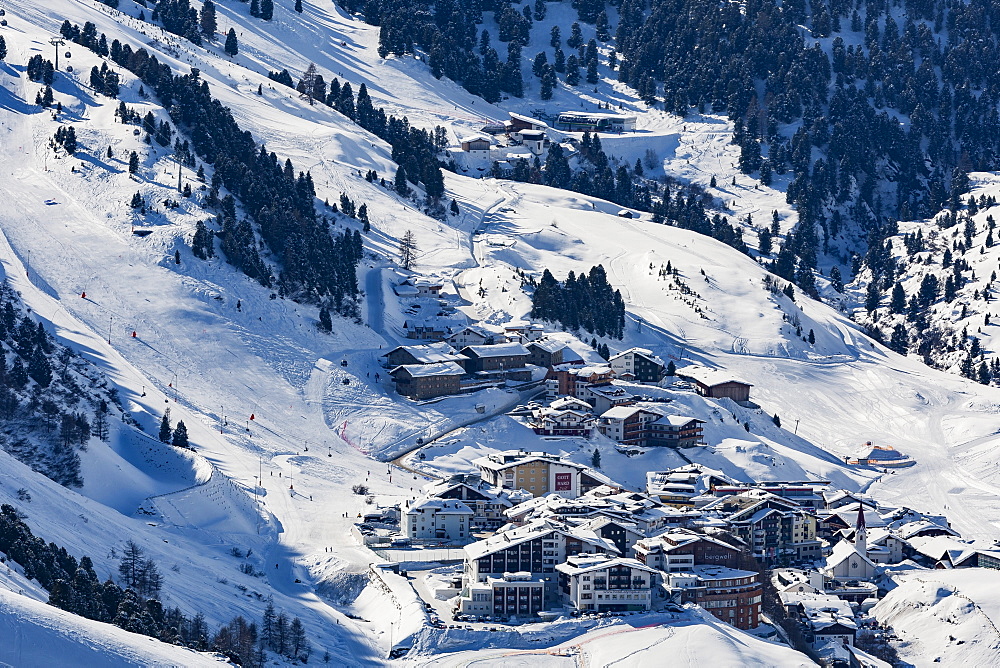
[0, 0, 1000, 664]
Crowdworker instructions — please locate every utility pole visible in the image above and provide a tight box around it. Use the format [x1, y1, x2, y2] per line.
[794, 419, 800, 435]
[108, 315, 113, 344]
[49, 37, 64, 73]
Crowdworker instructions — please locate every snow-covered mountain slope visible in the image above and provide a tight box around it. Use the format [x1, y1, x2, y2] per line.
[0, 586, 228, 668]
[872, 568, 1000, 667]
[852, 172, 1000, 375]
[1, 0, 1000, 663]
[425, 178, 1000, 539]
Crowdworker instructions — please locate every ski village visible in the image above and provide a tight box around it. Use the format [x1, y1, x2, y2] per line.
[344, 273, 964, 667]
[6, 0, 1000, 666]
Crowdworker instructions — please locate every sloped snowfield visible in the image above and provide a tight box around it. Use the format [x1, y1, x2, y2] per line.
[0, 587, 228, 668]
[873, 568, 1000, 667]
[0, 0, 999, 664]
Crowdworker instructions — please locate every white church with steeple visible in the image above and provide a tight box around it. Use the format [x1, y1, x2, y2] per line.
[822, 506, 877, 581]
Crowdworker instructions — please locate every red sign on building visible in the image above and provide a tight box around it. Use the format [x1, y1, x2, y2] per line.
[555, 473, 572, 491]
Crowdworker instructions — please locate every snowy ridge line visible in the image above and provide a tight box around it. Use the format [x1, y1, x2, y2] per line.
[366, 564, 400, 609]
[366, 563, 428, 654]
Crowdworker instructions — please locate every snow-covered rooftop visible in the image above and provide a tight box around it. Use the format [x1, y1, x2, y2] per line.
[599, 405, 647, 420]
[556, 554, 656, 576]
[676, 365, 751, 387]
[527, 338, 566, 353]
[404, 497, 473, 515]
[464, 518, 617, 561]
[609, 347, 665, 365]
[508, 112, 548, 127]
[461, 342, 530, 358]
[458, 133, 491, 144]
[384, 341, 464, 364]
[392, 362, 466, 378]
[652, 414, 703, 427]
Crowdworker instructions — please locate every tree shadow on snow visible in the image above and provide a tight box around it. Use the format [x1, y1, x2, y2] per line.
[74, 151, 125, 175]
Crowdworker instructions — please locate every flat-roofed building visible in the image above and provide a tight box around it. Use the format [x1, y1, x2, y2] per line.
[457, 572, 546, 618]
[666, 565, 763, 629]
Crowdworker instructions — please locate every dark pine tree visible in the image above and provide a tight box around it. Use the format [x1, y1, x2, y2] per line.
[199, 0, 217, 36]
[394, 165, 410, 196]
[318, 305, 333, 332]
[224, 28, 238, 56]
[158, 408, 172, 443]
[172, 420, 189, 448]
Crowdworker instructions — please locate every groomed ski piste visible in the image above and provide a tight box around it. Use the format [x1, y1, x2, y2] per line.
[1, 0, 1000, 664]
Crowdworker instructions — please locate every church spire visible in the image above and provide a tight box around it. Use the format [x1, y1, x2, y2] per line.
[855, 504, 868, 555]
